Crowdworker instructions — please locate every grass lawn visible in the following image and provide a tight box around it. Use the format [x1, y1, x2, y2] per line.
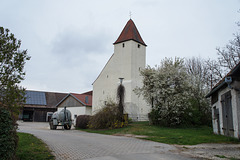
[17, 132, 55, 160]
[79, 122, 239, 145]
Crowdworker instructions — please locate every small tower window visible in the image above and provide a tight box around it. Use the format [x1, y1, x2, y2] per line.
[85, 96, 89, 104]
[122, 43, 125, 48]
[107, 75, 108, 78]
[138, 44, 141, 48]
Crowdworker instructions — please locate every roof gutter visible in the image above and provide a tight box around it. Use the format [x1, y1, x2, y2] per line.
[205, 61, 240, 98]
[205, 81, 226, 98]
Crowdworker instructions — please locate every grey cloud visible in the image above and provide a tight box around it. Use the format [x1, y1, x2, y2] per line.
[51, 29, 111, 56]
[3, 0, 240, 93]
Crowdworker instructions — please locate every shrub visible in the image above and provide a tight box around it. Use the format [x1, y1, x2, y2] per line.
[148, 109, 160, 125]
[89, 102, 128, 129]
[148, 107, 185, 127]
[128, 117, 133, 124]
[0, 107, 18, 160]
[148, 100, 212, 127]
[75, 115, 91, 129]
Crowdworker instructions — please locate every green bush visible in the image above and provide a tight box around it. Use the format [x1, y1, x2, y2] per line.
[128, 118, 133, 124]
[76, 115, 91, 129]
[88, 102, 128, 129]
[148, 109, 160, 125]
[0, 107, 18, 160]
[148, 100, 212, 127]
[148, 107, 185, 127]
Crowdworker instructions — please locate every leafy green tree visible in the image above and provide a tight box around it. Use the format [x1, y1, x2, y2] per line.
[0, 26, 30, 159]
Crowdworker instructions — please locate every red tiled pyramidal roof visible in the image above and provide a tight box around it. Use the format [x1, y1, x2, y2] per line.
[114, 19, 146, 46]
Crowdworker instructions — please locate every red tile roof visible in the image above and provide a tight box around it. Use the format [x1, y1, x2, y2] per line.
[114, 19, 146, 46]
[71, 93, 92, 106]
[81, 91, 93, 95]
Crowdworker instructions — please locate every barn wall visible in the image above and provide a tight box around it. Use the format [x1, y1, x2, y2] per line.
[58, 96, 83, 107]
[212, 85, 240, 139]
[212, 97, 221, 135]
[238, 91, 240, 139]
[232, 89, 239, 138]
[22, 107, 56, 122]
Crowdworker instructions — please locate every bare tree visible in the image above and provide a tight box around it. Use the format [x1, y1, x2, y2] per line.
[216, 33, 240, 71]
[215, 17, 240, 75]
[205, 18, 240, 87]
[205, 59, 224, 88]
[185, 57, 209, 90]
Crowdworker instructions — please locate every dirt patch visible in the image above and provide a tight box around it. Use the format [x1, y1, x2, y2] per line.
[113, 134, 148, 138]
[112, 134, 240, 159]
[175, 143, 240, 160]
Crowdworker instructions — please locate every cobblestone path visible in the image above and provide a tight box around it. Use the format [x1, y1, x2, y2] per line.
[18, 122, 197, 160]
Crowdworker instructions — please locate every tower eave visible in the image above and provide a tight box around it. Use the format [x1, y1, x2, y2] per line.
[113, 39, 147, 46]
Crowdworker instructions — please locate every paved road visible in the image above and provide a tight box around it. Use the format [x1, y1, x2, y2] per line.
[18, 122, 197, 160]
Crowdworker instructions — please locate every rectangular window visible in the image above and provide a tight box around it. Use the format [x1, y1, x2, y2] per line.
[211, 92, 218, 105]
[85, 96, 89, 104]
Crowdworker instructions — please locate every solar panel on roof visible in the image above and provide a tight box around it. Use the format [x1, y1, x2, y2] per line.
[25, 91, 47, 105]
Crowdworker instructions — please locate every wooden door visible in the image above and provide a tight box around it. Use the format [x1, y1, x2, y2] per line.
[221, 91, 234, 137]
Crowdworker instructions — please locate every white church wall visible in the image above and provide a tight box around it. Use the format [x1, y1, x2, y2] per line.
[130, 42, 150, 121]
[92, 54, 119, 113]
[92, 40, 151, 121]
[85, 107, 92, 115]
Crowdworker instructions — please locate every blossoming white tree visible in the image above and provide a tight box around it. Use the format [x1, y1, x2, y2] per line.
[135, 57, 211, 126]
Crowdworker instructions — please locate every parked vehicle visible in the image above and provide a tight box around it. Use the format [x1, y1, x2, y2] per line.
[49, 107, 72, 130]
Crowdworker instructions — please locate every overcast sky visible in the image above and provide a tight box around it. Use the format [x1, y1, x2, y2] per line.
[1, 0, 240, 93]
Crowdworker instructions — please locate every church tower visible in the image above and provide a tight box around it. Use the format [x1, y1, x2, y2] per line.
[92, 19, 150, 121]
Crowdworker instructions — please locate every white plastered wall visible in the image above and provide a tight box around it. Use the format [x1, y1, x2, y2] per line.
[211, 85, 240, 139]
[238, 91, 240, 139]
[58, 106, 92, 126]
[92, 40, 151, 121]
[212, 102, 218, 134]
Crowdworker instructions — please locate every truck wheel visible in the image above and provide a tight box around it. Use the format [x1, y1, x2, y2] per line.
[49, 121, 53, 130]
[64, 124, 71, 130]
[53, 125, 57, 130]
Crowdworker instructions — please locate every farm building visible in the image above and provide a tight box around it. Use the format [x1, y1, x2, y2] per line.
[56, 91, 92, 123]
[20, 90, 67, 122]
[206, 62, 240, 139]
